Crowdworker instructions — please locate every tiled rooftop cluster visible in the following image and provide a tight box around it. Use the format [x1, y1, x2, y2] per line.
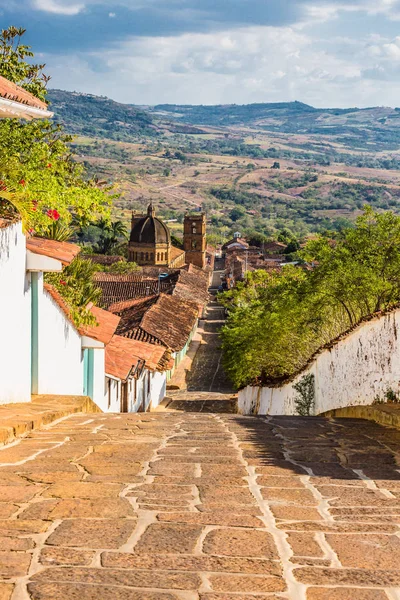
[92, 263, 210, 352]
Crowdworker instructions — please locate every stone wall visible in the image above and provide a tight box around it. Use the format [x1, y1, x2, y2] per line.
[238, 309, 400, 416]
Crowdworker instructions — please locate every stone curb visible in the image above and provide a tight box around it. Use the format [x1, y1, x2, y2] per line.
[323, 403, 400, 429]
[0, 395, 100, 447]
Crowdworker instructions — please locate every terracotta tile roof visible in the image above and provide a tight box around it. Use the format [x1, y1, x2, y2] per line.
[105, 334, 172, 379]
[44, 284, 120, 344]
[172, 268, 209, 311]
[26, 237, 81, 266]
[0, 75, 48, 111]
[170, 246, 185, 262]
[94, 273, 174, 308]
[0, 217, 20, 230]
[108, 295, 159, 315]
[80, 306, 120, 345]
[116, 293, 199, 352]
[223, 238, 249, 250]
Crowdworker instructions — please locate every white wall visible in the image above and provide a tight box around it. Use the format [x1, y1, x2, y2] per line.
[91, 348, 106, 411]
[37, 281, 84, 395]
[104, 369, 167, 413]
[0, 222, 31, 404]
[104, 376, 121, 412]
[238, 310, 400, 416]
[150, 371, 167, 409]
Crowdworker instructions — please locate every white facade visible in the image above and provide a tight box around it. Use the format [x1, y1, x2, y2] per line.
[0, 222, 31, 404]
[104, 369, 167, 414]
[103, 376, 121, 413]
[238, 309, 400, 416]
[35, 280, 84, 395]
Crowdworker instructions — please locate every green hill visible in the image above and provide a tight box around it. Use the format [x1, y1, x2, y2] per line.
[47, 89, 157, 141]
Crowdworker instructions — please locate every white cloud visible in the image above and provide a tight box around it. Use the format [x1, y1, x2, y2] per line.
[32, 0, 84, 15]
[44, 26, 368, 106]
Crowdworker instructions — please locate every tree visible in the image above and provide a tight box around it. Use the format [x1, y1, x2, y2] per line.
[220, 208, 400, 389]
[93, 219, 128, 254]
[0, 26, 49, 100]
[45, 257, 102, 326]
[0, 27, 111, 233]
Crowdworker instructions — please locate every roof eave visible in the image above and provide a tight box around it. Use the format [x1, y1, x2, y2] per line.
[0, 97, 53, 120]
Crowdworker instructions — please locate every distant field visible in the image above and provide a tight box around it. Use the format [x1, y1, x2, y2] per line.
[48, 89, 400, 240]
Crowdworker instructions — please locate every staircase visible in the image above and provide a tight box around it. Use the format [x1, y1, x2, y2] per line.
[156, 391, 238, 413]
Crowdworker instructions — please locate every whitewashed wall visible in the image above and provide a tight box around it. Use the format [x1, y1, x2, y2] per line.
[91, 348, 106, 411]
[103, 376, 121, 412]
[238, 310, 400, 416]
[37, 282, 84, 395]
[150, 371, 167, 409]
[104, 369, 167, 413]
[0, 222, 31, 404]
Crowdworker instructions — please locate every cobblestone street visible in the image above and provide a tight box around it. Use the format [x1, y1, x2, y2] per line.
[2, 412, 400, 598]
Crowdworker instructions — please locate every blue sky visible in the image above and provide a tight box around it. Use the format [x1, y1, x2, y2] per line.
[2, 1, 400, 107]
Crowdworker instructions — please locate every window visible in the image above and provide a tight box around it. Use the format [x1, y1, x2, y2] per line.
[192, 240, 197, 249]
[192, 227, 197, 234]
[146, 252, 149, 261]
[157, 252, 160, 261]
[141, 252, 144, 261]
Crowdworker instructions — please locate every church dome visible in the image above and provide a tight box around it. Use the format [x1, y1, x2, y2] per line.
[130, 204, 171, 245]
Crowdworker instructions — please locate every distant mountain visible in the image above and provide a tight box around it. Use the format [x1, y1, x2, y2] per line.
[47, 89, 157, 140]
[48, 90, 400, 151]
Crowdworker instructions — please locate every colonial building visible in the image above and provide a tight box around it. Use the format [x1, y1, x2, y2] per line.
[128, 204, 207, 270]
[128, 203, 185, 268]
[183, 213, 207, 269]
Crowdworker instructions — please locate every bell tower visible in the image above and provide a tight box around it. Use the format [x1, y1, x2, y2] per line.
[183, 213, 206, 269]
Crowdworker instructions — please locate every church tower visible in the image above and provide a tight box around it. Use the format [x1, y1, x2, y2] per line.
[183, 213, 206, 269]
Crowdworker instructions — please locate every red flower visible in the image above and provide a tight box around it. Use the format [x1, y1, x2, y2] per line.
[19, 179, 26, 186]
[46, 209, 60, 221]
[28, 228, 35, 235]
[60, 280, 67, 286]
[47, 163, 52, 168]
[32, 200, 38, 212]
[0, 181, 7, 191]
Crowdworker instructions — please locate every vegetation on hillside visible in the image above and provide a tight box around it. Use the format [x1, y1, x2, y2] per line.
[220, 208, 400, 389]
[48, 89, 156, 141]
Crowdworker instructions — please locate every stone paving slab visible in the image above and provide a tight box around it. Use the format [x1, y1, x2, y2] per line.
[0, 395, 100, 447]
[1, 411, 400, 598]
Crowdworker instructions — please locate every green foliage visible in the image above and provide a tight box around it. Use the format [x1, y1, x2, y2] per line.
[293, 374, 315, 416]
[92, 219, 127, 254]
[45, 257, 101, 327]
[221, 208, 400, 388]
[48, 89, 155, 141]
[0, 118, 112, 233]
[0, 26, 49, 100]
[97, 260, 141, 274]
[0, 28, 112, 232]
[38, 220, 75, 242]
[385, 388, 399, 403]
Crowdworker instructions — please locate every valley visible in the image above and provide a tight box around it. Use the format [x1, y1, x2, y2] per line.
[48, 89, 400, 243]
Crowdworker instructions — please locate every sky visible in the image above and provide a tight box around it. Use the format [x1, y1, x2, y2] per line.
[2, 0, 400, 108]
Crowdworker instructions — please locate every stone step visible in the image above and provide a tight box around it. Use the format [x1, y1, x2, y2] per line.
[0, 395, 100, 447]
[163, 396, 238, 414]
